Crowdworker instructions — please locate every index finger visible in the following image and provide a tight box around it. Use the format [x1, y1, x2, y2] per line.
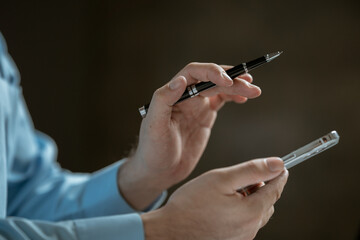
[176, 62, 233, 87]
[220, 65, 253, 83]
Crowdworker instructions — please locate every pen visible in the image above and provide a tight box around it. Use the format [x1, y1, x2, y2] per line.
[139, 51, 282, 118]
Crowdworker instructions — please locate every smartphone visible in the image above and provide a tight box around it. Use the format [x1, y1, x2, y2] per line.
[238, 130, 340, 196]
[282, 130, 340, 169]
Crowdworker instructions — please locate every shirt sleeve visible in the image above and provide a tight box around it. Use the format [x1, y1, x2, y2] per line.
[0, 214, 145, 240]
[1, 31, 167, 221]
[1, 31, 166, 239]
[7, 88, 167, 221]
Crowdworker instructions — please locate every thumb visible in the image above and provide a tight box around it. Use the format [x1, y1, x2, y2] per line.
[221, 157, 285, 193]
[146, 76, 187, 121]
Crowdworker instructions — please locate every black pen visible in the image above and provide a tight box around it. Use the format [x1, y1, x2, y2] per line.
[139, 51, 282, 118]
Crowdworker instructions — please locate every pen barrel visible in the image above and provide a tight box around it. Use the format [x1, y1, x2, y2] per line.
[193, 81, 216, 92]
[139, 53, 280, 118]
[246, 56, 267, 71]
[139, 81, 217, 117]
[175, 89, 192, 104]
[237, 182, 265, 196]
[225, 56, 266, 79]
[226, 64, 246, 78]
[175, 82, 216, 104]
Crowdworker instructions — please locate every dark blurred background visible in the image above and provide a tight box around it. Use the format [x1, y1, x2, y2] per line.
[1, 0, 359, 239]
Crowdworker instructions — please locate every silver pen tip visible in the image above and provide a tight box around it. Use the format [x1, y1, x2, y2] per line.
[266, 51, 283, 62]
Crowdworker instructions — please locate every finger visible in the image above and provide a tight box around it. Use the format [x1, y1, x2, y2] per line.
[235, 74, 253, 83]
[220, 64, 234, 71]
[220, 65, 253, 83]
[208, 94, 226, 111]
[212, 93, 247, 103]
[231, 95, 248, 103]
[179, 62, 233, 87]
[208, 94, 230, 111]
[251, 170, 289, 210]
[260, 206, 275, 228]
[199, 78, 261, 99]
[219, 158, 285, 194]
[209, 94, 247, 111]
[237, 182, 265, 197]
[146, 76, 187, 122]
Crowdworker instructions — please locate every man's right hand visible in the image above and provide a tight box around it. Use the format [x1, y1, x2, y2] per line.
[141, 157, 288, 240]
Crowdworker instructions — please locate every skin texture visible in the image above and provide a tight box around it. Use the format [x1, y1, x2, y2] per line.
[116, 63, 288, 239]
[142, 158, 288, 240]
[118, 63, 261, 210]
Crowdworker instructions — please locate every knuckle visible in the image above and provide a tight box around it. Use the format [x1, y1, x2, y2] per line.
[209, 63, 222, 75]
[245, 73, 253, 81]
[282, 171, 289, 183]
[152, 88, 163, 101]
[259, 218, 268, 230]
[203, 168, 220, 179]
[153, 88, 162, 96]
[153, 86, 167, 100]
[260, 207, 275, 228]
[270, 206, 275, 215]
[208, 168, 230, 182]
[245, 160, 262, 182]
[274, 187, 282, 201]
[186, 62, 199, 69]
[246, 160, 257, 171]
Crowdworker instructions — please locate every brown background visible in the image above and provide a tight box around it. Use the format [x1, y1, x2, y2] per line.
[1, 0, 359, 239]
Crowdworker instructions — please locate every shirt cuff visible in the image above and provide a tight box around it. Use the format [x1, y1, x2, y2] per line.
[74, 213, 144, 240]
[82, 159, 167, 217]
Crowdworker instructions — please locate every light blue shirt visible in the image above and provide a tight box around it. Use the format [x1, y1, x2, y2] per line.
[0, 33, 165, 240]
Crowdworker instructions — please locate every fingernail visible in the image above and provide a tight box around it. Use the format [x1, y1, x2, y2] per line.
[221, 72, 233, 86]
[169, 77, 181, 90]
[265, 158, 284, 172]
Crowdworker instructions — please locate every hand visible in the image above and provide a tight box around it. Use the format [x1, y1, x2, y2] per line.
[141, 157, 289, 240]
[118, 63, 261, 210]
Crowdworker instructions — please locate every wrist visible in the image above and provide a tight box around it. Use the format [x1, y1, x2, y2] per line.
[117, 158, 165, 210]
[141, 208, 172, 240]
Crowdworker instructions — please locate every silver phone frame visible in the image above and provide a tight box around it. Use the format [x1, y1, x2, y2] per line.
[282, 130, 340, 169]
